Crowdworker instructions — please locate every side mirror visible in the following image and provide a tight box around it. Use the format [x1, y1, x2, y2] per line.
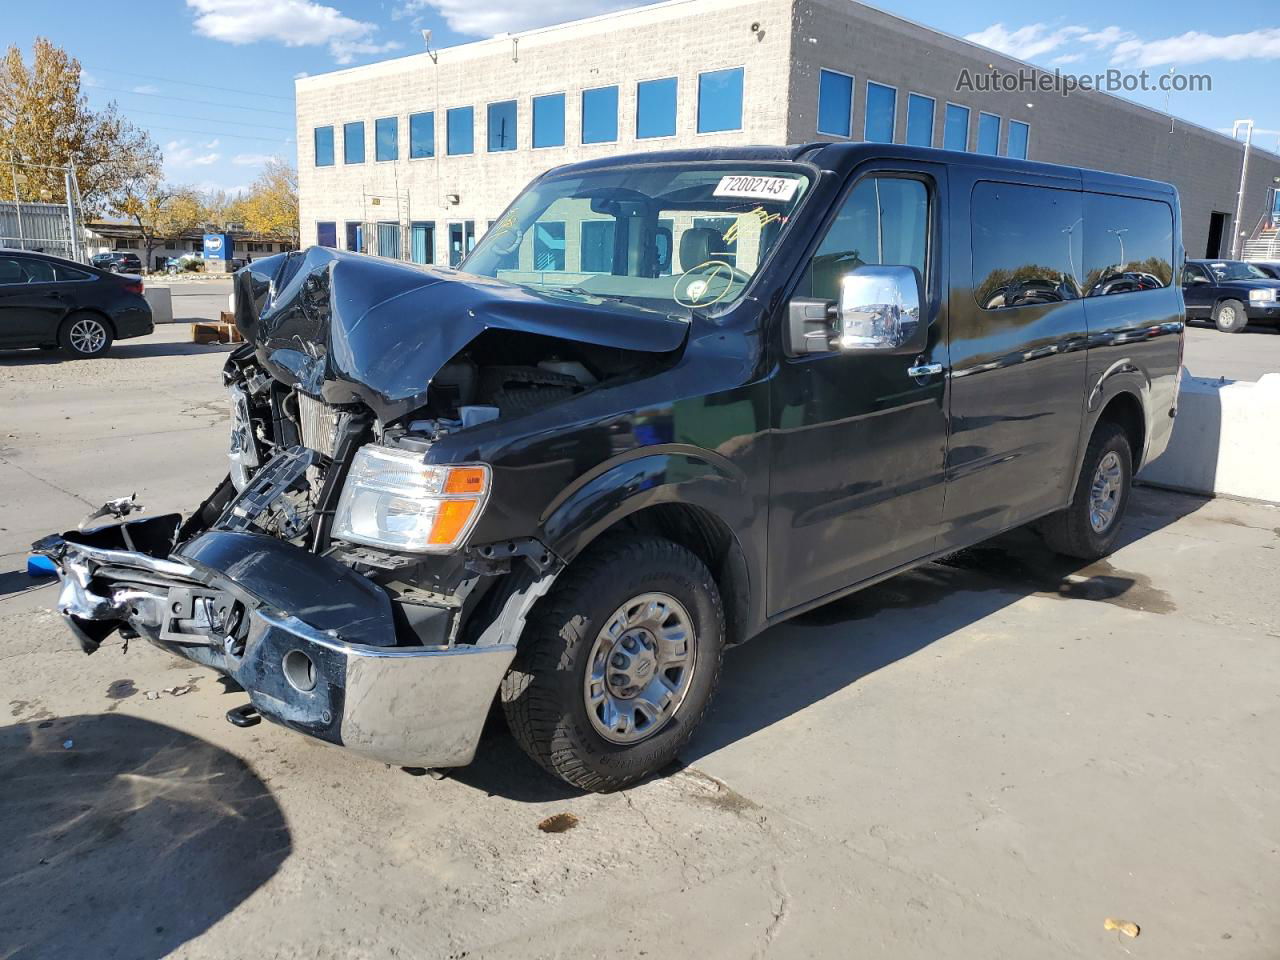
[834, 265, 924, 353]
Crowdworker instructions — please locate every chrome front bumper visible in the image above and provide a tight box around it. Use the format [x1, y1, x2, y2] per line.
[40, 521, 514, 769]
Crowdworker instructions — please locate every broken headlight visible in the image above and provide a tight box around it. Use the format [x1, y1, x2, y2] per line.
[331, 445, 490, 553]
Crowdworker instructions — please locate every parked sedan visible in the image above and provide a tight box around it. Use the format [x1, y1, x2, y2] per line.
[90, 251, 143, 274]
[1182, 259, 1280, 332]
[0, 250, 153, 358]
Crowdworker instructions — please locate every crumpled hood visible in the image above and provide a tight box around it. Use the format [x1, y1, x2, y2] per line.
[234, 247, 689, 423]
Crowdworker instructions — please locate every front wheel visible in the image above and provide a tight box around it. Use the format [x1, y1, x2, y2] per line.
[500, 536, 725, 792]
[1214, 299, 1248, 333]
[1037, 421, 1133, 560]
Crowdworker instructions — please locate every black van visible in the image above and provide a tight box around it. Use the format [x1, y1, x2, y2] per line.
[37, 144, 1183, 791]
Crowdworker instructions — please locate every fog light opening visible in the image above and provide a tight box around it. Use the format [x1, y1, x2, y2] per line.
[282, 649, 317, 692]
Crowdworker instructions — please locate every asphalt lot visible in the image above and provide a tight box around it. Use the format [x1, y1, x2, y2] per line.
[2, 327, 1279, 959]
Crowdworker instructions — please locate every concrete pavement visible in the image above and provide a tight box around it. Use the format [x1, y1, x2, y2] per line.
[1, 326, 1278, 959]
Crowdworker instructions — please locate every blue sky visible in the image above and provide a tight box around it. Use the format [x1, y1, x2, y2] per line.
[5, 0, 1278, 193]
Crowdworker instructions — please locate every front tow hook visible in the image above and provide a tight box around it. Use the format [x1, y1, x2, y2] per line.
[225, 703, 261, 727]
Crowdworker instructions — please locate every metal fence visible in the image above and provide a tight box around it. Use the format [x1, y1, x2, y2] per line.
[0, 200, 85, 261]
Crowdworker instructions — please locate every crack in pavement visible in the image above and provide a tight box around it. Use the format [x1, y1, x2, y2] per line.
[0, 454, 95, 507]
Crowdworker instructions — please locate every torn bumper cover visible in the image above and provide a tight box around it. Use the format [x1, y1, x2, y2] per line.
[34, 516, 515, 769]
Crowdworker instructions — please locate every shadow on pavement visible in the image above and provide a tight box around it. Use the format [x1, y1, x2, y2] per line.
[0, 340, 232, 365]
[0, 713, 289, 960]
[450, 489, 1210, 798]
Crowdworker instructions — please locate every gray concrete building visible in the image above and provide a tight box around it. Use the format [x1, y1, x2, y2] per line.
[294, 0, 1280, 267]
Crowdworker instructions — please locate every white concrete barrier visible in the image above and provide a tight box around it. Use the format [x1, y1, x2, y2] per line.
[1140, 371, 1280, 503]
[143, 286, 173, 324]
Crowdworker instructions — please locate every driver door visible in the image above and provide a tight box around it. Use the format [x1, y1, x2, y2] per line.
[766, 164, 950, 615]
[1181, 262, 1214, 320]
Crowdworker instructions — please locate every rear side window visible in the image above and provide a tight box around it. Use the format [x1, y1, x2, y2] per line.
[1082, 193, 1174, 296]
[55, 265, 92, 281]
[971, 181, 1082, 310]
[21, 259, 56, 282]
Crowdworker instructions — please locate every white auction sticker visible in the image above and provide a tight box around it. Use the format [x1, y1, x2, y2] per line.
[713, 175, 799, 202]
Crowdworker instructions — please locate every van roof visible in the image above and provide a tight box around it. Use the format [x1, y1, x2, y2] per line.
[550, 142, 1178, 199]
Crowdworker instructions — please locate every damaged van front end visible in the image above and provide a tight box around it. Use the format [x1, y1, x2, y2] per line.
[34, 245, 687, 769]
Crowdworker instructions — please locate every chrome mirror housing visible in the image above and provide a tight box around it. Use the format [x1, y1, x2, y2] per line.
[835, 266, 923, 352]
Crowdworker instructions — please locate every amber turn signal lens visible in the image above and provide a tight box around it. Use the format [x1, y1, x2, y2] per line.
[428, 498, 480, 545]
[444, 467, 487, 494]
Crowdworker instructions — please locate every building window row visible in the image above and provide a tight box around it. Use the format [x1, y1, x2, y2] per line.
[311, 67, 745, 167]
[816, 69, 1030, 159]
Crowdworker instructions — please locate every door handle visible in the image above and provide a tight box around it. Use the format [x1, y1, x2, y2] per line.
[907, 362, 944, 378]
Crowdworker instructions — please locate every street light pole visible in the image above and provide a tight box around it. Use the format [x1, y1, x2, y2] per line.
[1231, 119, 1253, 260]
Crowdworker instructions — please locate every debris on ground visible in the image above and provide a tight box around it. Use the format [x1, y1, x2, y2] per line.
[537, 813, 579, 834]
[1104, 917, 1140, 938]
[162, 685, 192, 696]
[61, 739, 73, 750]
[145, 690, 160, 701]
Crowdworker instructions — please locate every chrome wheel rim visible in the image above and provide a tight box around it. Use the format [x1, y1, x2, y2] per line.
[69, 318, 106, 354]
[1089, 450, 1124, 533]
[584, 592, 696, 745]
[1219, 306, 1237, 327]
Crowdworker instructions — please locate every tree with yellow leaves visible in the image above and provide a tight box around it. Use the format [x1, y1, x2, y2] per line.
[0, 38, 160, 215]
[239, 158, 298, 243]
[115, 183, 207, 272]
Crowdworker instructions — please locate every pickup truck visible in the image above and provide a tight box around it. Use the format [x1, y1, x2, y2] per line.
[1182, 258, 1280, 331]
[35, 143, 1184, 791]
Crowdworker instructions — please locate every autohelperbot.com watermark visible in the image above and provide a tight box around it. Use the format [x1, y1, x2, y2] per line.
[957, 67, 1212, 97]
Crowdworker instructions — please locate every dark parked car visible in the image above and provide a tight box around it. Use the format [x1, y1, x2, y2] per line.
[36, 144, 1183, 791]
[0, 249, 153, 357]
[1182, 258, 1280, 332]
[90, 250, 143, 274]
[1250, 261, 1280, 281]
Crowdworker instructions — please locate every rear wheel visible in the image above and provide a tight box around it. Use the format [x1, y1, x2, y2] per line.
[1037, 421, 1133, 561]
[58, 312, 113, 358]
[1213, 299, 1248, 333]
[500, 535, 725, 792]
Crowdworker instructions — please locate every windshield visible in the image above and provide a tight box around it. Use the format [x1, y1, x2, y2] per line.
[1205, 261, 1270, 281]
[462, 164, 812, 316]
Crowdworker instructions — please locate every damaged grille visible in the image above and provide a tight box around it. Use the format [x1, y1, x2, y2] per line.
[296, 391, 342, 458]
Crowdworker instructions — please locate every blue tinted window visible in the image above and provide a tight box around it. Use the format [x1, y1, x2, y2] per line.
[816, 69, 853, 137]
[446, 107, 473, 155]
[905, 94, 934, 147]
[314, 126, 334, 166]
[697, 67, 743, 133]
[943, 103, 969, 150]
[487, 100, 516, 152]
[317, 222, 337, 247]
[343, 121, 365, 164]
[533, 93, 565, 148]
[864, 82, 895, 142]
[977, 112, 1001, 155]
[1007, 120, 1029, 159]
[581, 86, 618, 144]
[636, 77, 677, 139]
[375, 116, 397, 162]
[581, 220, 615, 271]
[409, 112, 434, 158]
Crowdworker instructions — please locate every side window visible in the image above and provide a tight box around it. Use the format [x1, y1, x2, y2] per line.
[971, 181, 1082, 310]
[21, 259, 56, 283]
[799, 176, 928, 302]
[1082, 193, 1174, 296]
[1182, 263, 1208, 285]
[0, 257, 23, 284]
[54, 265, 91, 282]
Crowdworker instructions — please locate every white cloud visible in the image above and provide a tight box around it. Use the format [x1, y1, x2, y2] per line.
[1078, 26, 1134, 49]
[1050, 52, 1084, 65]
[964, 23, 1086, 61]
[132, 84, 160, 94]
[187, 0, 400, 63]
[164, 140, 222, 167]
[232, 152, 276, 166]
[294, 71, 310, 79]
[203, 138, 220, 149]
[1111, 28, 1280, 67]
[396, 0, 645, 37]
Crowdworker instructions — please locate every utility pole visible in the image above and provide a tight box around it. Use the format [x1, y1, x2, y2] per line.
[1231, 119, 1253, 260]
